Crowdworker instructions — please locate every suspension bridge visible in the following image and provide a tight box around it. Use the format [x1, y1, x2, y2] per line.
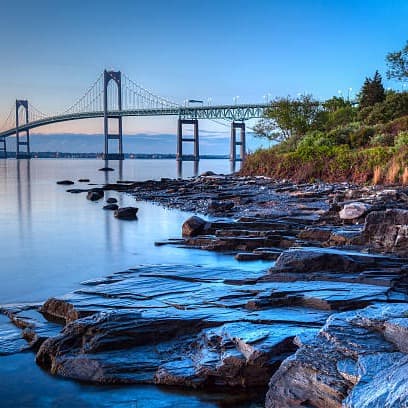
[0, 70, 268, 161]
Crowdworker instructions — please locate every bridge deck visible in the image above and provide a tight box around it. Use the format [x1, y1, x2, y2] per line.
[0, 104, 268, 138]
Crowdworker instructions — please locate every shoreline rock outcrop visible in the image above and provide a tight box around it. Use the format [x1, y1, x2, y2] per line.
[1, 175, 407, 406]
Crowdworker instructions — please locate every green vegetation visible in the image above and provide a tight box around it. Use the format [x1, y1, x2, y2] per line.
[243, 41, 408, 184]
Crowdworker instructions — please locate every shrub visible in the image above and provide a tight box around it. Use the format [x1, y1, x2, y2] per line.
[369, 133, 394, 147]
[362, 92, 408, 125]
[394, 131, 408, 150]
[350, 127, 375, 147]
[327, 123, 360, 146]
[379, 115, 408, 136]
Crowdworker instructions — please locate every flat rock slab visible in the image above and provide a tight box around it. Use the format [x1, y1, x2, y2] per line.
[3, 265, 333, 389]
[265, 303, 408, 408]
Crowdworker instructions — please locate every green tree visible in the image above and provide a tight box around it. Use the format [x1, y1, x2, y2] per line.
[315, 96, 356, 131]
[386, 40, 408, 82]
[359, 71, 385, 109]
[323, 96, 351, 112]
[254, 94, 321, 143]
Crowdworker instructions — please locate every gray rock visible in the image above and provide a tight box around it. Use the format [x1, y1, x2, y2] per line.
[363, 209, 408, 255]
[339, 202, 371, 220]
[208, 199, 234, 212]
[103, 204, 119, 211]
[182, 216, 207, 237]
[274, 249, 366, 273]
[114, 207, 138, 220]
[57, 180, 74, 185]
[87, 189, 104, 201]
[265, 303, 408, 408]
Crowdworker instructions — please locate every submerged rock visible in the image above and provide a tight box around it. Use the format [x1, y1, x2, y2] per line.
[78, 179, 90, 183]
[103, 204, 119, 211]
[114, 207, 138, 220]
[56, 180, 74, 185]
[87, 189, 104, 201]
[106, 197, 118, 204]
[98, 167, 114, 172]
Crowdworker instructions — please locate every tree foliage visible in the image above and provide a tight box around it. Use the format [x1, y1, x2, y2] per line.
[386, 40, 408, 82]
[254, 94, 321, 143]
[358, 70, 385, 109]
[358, 91, 408, 124]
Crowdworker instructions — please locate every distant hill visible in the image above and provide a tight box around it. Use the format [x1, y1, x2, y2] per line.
[3, 132, 267, 155]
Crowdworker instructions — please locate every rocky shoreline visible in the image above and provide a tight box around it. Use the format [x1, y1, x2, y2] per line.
[1, 173, 408, 407]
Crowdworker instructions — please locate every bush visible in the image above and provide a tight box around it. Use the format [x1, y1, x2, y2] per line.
[361, 92, 408, 125]
[379, 115, 408, 136]
[326, 123, 360, 146]
[369, 133, 395, 147]
[297, 131, 334, 150]
[394, 131, 408, 150]
[349, 127, 375, 147]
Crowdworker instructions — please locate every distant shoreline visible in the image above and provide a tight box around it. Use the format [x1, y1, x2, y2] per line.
[0, 152, 229, 160]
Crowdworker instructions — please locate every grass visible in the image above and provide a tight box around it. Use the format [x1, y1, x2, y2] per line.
[241, 145, 408, 185]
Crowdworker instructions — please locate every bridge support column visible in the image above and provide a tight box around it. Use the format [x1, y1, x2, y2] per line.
[103, 70, 124, 160]
[16, 100, 30, 159]
[0, 137, 7, 158]
[176, 118, 199, 162]
[230, 121, 246, 163]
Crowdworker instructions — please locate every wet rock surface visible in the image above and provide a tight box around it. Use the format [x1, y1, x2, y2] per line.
[86, 188, 104, 201]
[265, 304, 408, 408]
[1, 175, 407, 406]
[114, 206, 138, 220]
[56, 180, 74, 185]
[103, 203, 119, 211]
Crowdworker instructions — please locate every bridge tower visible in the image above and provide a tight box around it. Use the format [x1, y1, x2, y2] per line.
[176, 118, 199, 162]
[103, 70, 124, 160]
[16, 100, 30, 159]
[230, 121, 246, 163]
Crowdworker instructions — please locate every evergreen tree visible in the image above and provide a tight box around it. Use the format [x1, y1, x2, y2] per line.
[359, 70, 385, 109]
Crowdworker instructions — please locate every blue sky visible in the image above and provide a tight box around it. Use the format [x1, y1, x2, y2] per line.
[0, 0, 407, 150]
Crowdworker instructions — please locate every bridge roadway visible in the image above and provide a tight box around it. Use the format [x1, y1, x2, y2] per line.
[0, 104, 267, 138]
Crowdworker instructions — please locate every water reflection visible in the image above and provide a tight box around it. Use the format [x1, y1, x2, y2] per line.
[16, 159, 32, 237]
[176, 160, 200, 179]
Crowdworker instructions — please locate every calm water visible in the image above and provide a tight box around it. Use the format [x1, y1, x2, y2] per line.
[0, 159, 267, 408]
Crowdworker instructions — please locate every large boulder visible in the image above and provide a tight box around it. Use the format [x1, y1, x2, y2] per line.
[363, 209, 408, 255]
[182, 216, 207, 237]
[114, 207, 138, 220]
[339, 202, 371, 221]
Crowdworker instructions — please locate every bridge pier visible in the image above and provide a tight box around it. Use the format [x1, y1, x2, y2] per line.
[16, 100, 30, 159]
[176, 118, 199, 162]
[0, 137, 7, 158]
[230, 121, 246, 163]
[103, 70, 124, 161]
